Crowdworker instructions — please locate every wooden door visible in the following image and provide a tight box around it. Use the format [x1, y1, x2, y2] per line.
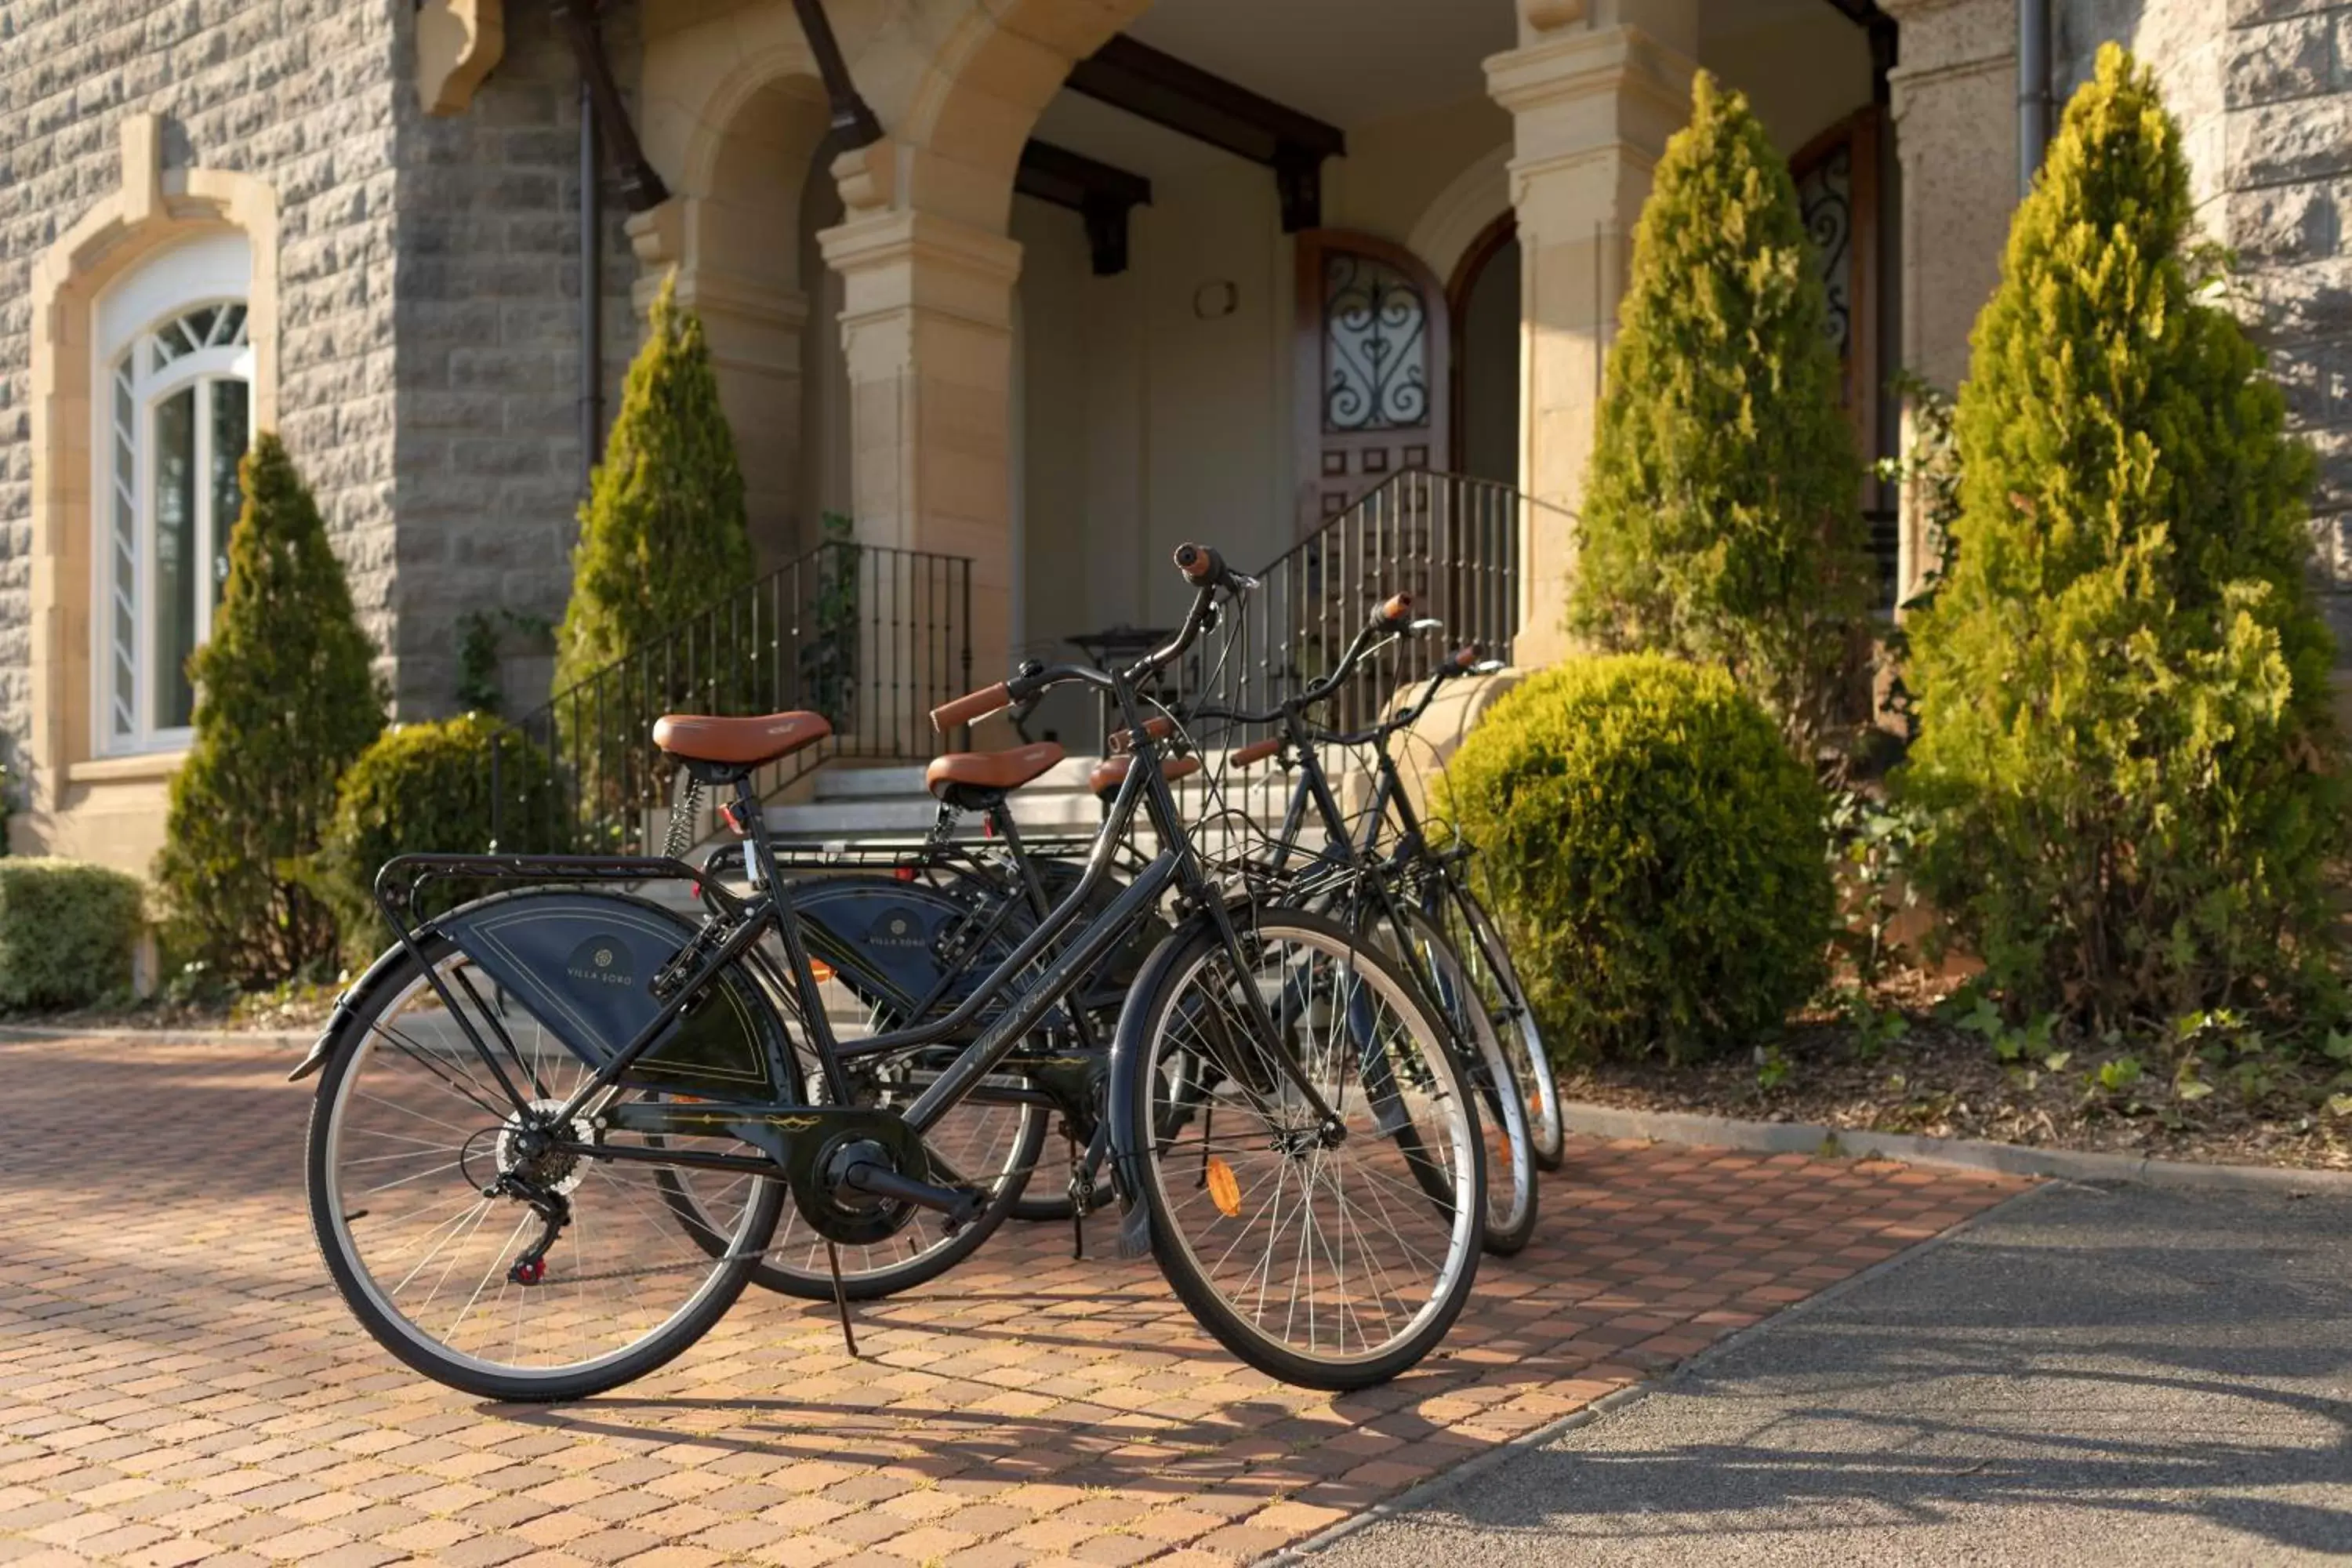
[1294, 230, 1450, 536]
[1791, 108, 1890, 597]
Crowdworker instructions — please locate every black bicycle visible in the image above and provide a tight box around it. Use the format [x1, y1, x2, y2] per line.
[1165, 605, 1542, 1254]
[298, 546, 1486, 1399]
[1224, 640, 1566, 1176]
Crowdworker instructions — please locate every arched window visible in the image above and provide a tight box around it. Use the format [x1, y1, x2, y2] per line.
[93, 233, 254, 753]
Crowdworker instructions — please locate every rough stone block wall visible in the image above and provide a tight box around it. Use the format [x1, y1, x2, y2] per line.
[2060, 0, 2352, 655]
[388, 0, 641, 718]
[2220, 0, 2352, 652]
[0, 0, 403, 754]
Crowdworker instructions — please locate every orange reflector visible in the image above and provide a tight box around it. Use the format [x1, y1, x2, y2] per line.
[1206, 1157, 1241, 1218]
[808, 958, 836, 985]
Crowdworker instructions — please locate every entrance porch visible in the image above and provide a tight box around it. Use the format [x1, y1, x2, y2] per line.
[612, 0, 1897, 733]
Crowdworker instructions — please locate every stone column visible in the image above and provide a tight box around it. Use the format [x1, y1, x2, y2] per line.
[1882, 0, 2017, 599]
[628, 198, 816, 570]
[819, 199, 1023, 740]
[1486, 0, 1698, 669]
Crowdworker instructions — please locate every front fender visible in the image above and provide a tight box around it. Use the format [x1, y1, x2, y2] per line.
[1103, 909, 1227, 1259]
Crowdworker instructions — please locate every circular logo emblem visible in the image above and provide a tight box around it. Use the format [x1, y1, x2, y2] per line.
[564, 936, 635, 988]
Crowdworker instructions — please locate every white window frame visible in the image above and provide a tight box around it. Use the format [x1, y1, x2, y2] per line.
[91, 234, 254, 757]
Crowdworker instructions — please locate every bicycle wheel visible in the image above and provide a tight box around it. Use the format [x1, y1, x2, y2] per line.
[1432, 883, 1565, 1171]
[1121, 907, 1483, 1390]
[307, 931, 784, 1402]
[1373, 905, 1537, 1255]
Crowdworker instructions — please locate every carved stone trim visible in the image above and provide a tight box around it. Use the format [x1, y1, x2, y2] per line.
[416, 0, 506, 116]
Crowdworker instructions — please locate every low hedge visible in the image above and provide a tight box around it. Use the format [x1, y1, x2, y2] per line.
[0, 858, 147, 1011]
[1439, 654, 1833, 1064]
[318, 713, 560, 968]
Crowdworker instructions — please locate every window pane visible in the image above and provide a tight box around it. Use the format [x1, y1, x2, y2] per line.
[209, 377, 249, 606]
[153, 387, 198, 732]
[109, 363, 138, 743]
[1323, 253, 1429, 434]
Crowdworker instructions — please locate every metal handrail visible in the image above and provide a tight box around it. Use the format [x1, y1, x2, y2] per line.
[488, 539, 974, 855]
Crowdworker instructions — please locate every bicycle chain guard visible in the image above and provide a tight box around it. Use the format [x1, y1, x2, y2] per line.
[602, 1101, 938, 1247]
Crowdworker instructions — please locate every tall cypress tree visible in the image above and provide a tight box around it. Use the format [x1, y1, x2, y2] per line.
[156, 434, 385, 982]
[1900, 45, 2339, 1026]
[1568, 71, 1869, 750]
[553, 274, 754, 695]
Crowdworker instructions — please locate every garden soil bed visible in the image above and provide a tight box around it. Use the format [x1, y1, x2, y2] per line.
[1560, 969, 2352, 1174]
[13, 982, 339, 1036]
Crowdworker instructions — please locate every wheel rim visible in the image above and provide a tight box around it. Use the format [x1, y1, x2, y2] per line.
[1442, 891, 1562, 1161]
[1142, 924, 1480, 1369]
[1390, 912, 1533, 1240]
[321, 957, 771, 1383]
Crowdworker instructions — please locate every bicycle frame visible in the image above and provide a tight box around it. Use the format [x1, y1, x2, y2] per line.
[361, 585, 1346, 1196]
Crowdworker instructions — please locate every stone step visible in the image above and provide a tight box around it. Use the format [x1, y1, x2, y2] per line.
[809, 756, 1102, 801]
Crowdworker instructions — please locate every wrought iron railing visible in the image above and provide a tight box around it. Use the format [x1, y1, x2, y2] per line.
[1123, 469, 1523, 742]
[488, 540, 972, 855]
[1127, 470, 1525, 858]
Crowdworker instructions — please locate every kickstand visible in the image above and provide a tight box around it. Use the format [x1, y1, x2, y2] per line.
[825, 1240, 860, 1358]
[1066, 1126, 1085, 1262]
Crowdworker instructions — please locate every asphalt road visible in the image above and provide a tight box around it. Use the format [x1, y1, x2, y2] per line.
[1306, 1180, 2352, 1566]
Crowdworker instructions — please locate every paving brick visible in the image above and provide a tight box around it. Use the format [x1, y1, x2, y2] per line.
[0, 1037, 2022, 1568]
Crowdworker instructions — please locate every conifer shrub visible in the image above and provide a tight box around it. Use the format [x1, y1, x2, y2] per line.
[0, 859, 146, 1011]
[1898, 46, 2341, 1028]
[1568, 72, 1871, 751]
[1439, 655, 1834, 1064]
[155, 434, 384, 984]
[319, 714, 561, 969]
[553, 274, 755, 699]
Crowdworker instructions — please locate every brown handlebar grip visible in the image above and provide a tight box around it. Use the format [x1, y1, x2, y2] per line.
[1174, 543, 1218, 583]
[930, 681, 1011, 733]
[1108, 716, 1176, 753]
[1450, 644, 1479, 671]
[1229, 739, 1283, 769]
[1380, 592, 1414, 625]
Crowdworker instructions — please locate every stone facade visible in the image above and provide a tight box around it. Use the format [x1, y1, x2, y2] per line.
[1893, 0, 2352, 650]
[0, 0, 641, 869]
[2210, 0, 2352, 646]
[3, 0, 2350, 876]
[391, 0, 640, 713]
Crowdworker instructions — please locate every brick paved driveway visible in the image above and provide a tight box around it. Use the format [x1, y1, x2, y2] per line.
[0, 1036, 2023, 1568]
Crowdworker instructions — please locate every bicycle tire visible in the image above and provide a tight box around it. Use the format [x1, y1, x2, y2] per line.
[307, 923, 783, 1402]
[1116, 906, 1483, 1391]
[1437, 883, 1565, 1171]
[1374, 905, 1538, 1255]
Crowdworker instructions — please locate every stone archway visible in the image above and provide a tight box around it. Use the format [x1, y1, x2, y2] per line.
[626, 67, 833, 569]
[633, 0, 1153, 695]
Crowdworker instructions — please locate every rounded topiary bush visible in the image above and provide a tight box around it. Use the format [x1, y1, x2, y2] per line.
[318, 714, 559, 968]
[1439, 655, 1833, 1063]
[0, 859, 147, 1011]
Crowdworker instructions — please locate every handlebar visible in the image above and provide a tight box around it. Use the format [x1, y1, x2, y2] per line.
[927, 681, 1013, 732]
[930, 543, 1253, 735]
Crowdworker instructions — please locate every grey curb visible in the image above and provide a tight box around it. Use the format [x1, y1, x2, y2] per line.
[0, 1023, 313, 1045]
[1259, 1181, 2058, 1564]
[1553, 1100, 2352, 1196]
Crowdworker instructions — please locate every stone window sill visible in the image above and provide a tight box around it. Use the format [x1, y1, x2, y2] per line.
[67, 751, 188, 784]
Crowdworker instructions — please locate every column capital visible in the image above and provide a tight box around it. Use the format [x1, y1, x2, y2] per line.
[1882, 0, 2016, 89]
[818, 209, 1024, 332]
[1486, 24, 1694, 119]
